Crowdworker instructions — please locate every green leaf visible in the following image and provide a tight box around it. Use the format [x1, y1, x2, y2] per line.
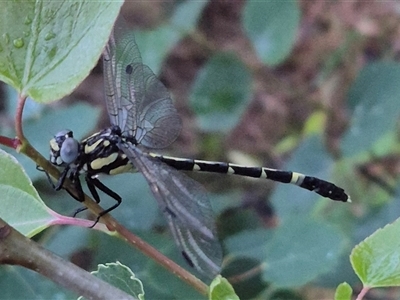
[93, 232, 203, 299]
[243, 0, 300, 65]
[0, 185, 53, 236]
[91, 262, 145, 300]
[341, 62, 400, 157]
[350, 217, 400, 287]
[0, 149, 54, 236]
[208, 275, 239, 300]
[226, 216, 345, 287]
[0, 1, 123, 102]
[335, 282, 353, 300]
[190, 52, 252, 133]
[0, 149, 41, 199]
[135, 1, 207, 75]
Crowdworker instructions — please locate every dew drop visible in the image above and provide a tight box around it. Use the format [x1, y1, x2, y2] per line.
[45, 32, 56, 41]
[48, 46, 57, 59]
[24, 16, 32, 25]
[23, 31, 30, 37]
[13, 38, 24, 48]
[3, 33, 9, 44]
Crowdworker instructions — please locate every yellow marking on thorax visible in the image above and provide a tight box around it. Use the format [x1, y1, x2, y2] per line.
[90, 152, 118, 170]
[109, 163, 133, 175]
[85, 139, 104, 154]
[83, 132, 100, 141]
[50, 138, 59, 151]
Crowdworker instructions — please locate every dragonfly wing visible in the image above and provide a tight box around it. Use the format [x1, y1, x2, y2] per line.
[135, 64, 182, 149]
[103, 18, 182, 149]
[120, 144, 222, 277]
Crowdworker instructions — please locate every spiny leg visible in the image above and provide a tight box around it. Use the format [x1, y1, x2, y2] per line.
[85, 176, 122, 227]
[71, 173, 89, 217]
[37, 164, 86, 203]
[37, 165, 71, 192]
[37, 165, 91, 219]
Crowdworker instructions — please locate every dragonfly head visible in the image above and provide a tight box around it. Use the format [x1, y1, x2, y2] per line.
[49, 130, 79, 166]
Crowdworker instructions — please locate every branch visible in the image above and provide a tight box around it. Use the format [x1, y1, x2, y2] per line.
[0, 218, 135, 300]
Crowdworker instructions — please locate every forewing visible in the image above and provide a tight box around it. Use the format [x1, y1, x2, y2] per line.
[120, 144, 222, 277]
[103, 18, 182, 149]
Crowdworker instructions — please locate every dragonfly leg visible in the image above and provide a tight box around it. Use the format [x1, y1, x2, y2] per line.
[85, 176, 122, 227]
[55, 166, 70, 191]
[37, 164, 85, 203]
[71, 172, 90, 217]
[36, 165, 70, 191]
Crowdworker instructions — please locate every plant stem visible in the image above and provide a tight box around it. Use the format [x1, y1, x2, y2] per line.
[15, 94, 27, 142]
[0, 135, 20, 149]
[0, 219, 135, 300]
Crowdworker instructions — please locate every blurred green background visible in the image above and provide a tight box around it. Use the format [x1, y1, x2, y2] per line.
[1, 1, 400, 299]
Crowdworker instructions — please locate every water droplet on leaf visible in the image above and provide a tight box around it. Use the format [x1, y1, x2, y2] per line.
[45, 32, 56, 41]
[24, 16, 32, 25]
[13, 38, 24, 48]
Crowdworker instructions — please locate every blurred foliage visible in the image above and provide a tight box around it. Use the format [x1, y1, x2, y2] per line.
[190, 52, 252, 133]
[243, 0, 300, 66]
[1, 1, 400, 299]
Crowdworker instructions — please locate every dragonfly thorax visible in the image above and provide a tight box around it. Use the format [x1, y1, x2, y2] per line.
[50, 126, 133, 176]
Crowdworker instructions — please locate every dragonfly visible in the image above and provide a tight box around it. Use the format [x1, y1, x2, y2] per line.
[47, 18, 350, 278]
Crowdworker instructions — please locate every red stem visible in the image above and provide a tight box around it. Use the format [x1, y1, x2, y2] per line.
[15, 94, 27, 142]
[0, 136, 20, 149]
[356, 286, 370, 300]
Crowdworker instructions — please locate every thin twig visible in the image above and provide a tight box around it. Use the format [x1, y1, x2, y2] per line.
[0, 135, 20, 149]
[15, 94, 27, 142]
[0, 219, 135, 300]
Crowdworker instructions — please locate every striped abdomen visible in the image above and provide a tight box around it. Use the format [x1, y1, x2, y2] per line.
[150, 154, 349, 202]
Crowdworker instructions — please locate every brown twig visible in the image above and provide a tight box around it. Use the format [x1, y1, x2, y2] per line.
[0, 219, 135, 300]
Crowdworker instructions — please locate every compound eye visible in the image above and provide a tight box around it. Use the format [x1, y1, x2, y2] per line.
[60, 137, 79, 164]
[54, 130, 73, 146]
